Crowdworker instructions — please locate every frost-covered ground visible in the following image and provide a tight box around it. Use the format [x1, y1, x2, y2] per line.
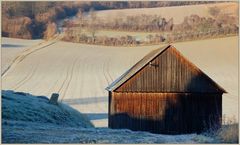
[2, 90, 93, 128]
[2, 90, 217, 143]
[3, 120, 217, 144]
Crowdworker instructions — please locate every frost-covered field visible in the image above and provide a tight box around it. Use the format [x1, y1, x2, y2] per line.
[2, 36, 238, 128]
[1, 37, 43, 73]
[2, 90, 216, 143]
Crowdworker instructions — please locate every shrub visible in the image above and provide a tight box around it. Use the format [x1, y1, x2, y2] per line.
[208, 6, 221, 17]
[203, 116, 239, 143]
[216, 123, 239, 143]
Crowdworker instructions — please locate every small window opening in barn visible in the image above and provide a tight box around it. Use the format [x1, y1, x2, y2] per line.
[149, 62, 158, 68]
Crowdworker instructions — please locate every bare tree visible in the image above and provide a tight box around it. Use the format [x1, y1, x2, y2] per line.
[208, 6, 221, 17]
[88, 8, 97, 42]
[146, 34, 153, 43]
[43, 21, 57, 40]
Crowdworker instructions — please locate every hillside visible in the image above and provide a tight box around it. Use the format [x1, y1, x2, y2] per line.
[2, 36, 238, 127]
[2, 90, 93, 128]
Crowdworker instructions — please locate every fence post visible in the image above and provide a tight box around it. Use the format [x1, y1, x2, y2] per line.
[49, 93, 59, 105]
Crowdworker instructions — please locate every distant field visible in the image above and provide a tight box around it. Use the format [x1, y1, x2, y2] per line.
[74, 28, 166, 41]
[67, 2, 238, 42]
[96, 2, 238, 24]
[2, 36, 238, 127]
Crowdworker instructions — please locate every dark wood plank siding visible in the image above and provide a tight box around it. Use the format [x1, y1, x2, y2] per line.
[116, 47, 222, 93]
[109, 92, 222, 134]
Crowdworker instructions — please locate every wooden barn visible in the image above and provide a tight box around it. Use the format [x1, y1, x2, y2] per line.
[106, 45, 226, 134]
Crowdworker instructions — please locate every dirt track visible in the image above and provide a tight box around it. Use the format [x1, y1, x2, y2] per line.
[2, 36, 238, 127]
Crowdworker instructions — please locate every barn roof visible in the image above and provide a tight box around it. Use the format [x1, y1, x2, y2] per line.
[106, 45, 169, 91]
[106, 45, 226, 93]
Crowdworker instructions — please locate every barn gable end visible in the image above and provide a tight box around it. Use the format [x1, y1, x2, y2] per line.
[107, 45, 225, 134]
[106, 45, 226, 93]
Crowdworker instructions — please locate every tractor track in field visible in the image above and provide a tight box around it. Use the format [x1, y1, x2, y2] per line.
[58, 57, 79, 101]
[12, 64, 39, 90]
[11, 65, 34, 90]
[57, 59, 73, 100]
[103, 60, 110, 86]
[61, 58, 79, 101]
[106, 58, 113, 82]
[1, 34, 63, 78]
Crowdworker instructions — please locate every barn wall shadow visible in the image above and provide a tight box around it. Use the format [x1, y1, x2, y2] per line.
[2, 44, 26, 48]
[62, 96, 107, 105]
[83, 113, 108, 121]
[63, 96, 108, 124]
[109, 75, 223, 134]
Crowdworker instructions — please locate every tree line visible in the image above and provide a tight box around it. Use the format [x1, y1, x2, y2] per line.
[2, 1, 225, 39]
[63, 27, 237, 46]
[2, 2, 78, 39]
[63, 11, 238, 46]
